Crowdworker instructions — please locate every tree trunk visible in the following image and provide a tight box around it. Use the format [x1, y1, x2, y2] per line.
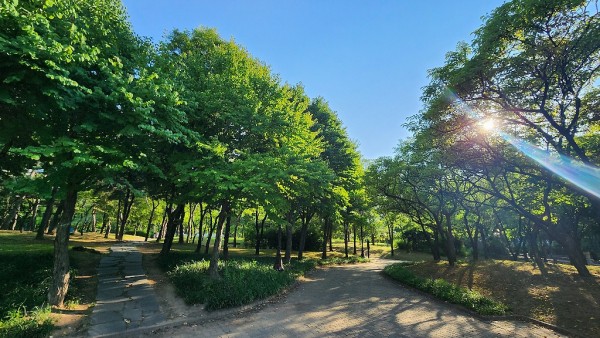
[321, 217, 330, 259]
[344, 221, 349, 258]
[145, 199, 158, 242]
[115, 198, 122, 240]
[160, 203, 184, 255]
[360, 223, 365, 258]
[36, 187, 57, 240]
[103, 217, 111, 239]
[178, 212, 184, 244]
[156, 205, 169, 242]
[274, 223, 284, 271]
[353, 224, 357, 255]
[443, 215, 456, 266]
[328, 224, 333, 252]
[29, 198, 40, 232]
[297, 211, 313, 260]
[186, 203, 195, 244]
[90, 208, 97, 232]
[195, 204, 207, 253]
[204, 212, 215, 254]
[1, 195, 24, 230]
[255, 209, 267, 256]
[208, 201, 230, 279]
[117, 190, 134, 241]
[284, 212, 293, 264]
[431, 227, 441, 261]
[563, 235, 591, 277]
[388, 223, 394, 257]
[222, 214, 232, 260]
[48, 188, 77, 307]
[233, 213, 240, 248]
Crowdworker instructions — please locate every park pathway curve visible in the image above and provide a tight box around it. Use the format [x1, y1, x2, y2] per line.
[87, 242, 166, 337]
[155, 258, 565, 338]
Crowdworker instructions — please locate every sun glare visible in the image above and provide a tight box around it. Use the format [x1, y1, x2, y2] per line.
[481, 118, 496, 132]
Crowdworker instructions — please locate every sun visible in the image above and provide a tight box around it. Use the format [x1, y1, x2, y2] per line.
[481, 118, 496, 132]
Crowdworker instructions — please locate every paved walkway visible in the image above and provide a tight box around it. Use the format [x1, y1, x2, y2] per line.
[155, 259, 565, 338]
[87, 243, 165, 337]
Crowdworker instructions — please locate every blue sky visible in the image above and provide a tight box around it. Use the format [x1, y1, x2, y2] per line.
[122, 0, 505, 159]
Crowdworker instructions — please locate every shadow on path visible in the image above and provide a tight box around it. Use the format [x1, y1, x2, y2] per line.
[157, 258, 566, 338]
[87, 242, 165, 337]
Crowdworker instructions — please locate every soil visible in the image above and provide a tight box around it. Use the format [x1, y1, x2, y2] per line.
[406, 259, 600, 338]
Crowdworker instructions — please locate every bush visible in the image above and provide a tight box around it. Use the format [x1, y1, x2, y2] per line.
[384, 263, 508, 315]
[167, 258, 316, 310]
[318, 256, 369, 265]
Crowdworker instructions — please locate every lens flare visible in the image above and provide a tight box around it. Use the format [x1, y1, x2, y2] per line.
[444, 88, 600, 199]
[499, 133, 600, 199]
[481, 119, 496, 131]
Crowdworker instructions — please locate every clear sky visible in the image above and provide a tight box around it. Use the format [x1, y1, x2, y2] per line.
[122, 0, 505, 160]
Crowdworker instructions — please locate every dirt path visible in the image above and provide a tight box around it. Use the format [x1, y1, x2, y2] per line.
[151, 259, 565, 337]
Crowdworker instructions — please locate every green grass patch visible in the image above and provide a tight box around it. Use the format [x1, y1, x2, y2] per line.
[384, 263, 509, 315]
[0, 306, 53, 338]
[167, 258, 316, 310]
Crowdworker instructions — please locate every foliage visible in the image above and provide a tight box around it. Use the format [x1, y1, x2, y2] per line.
[167, 258, 315, 310]
[0, 306, 53, 338]
[384, 263, 508, 315]
[0, 252, 53, 319]
[317, 256, 369, 265]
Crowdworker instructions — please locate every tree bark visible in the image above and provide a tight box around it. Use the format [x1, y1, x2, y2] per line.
[117, 189, 134, 241]
[2, 195, 24, 230]
[195, 204, 207, 253]
[297, 211, 313, 260]
[103, 217, 111, 239]
[48, 188, 77, 307]
[29, 198, 40, 232]
[145, 199, 158, 242]
[222, 214, 232, 260]
[47, 200, 64, 235]
[284, 211, 294, 264]
[344, 220, 349, 258]
[208, 201, 230, 279]
[204, 212, 215, 254]
[36, 187, 57, 240]
[156, 204, 169, 242]
[160, 203, 184, 255]
[321, 217, 330, 259]
[273, 223, 284, 270]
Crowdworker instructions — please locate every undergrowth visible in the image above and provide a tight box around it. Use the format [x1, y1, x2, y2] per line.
[168, 258, 316, 310]
[384, 262, 509, 315]
[0, 252, 54, 338]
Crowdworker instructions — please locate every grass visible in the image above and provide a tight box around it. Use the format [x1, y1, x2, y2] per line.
[401, 259, 600, 338]
[384, 262, 508, 315]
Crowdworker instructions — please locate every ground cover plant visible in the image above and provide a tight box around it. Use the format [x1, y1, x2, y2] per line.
[384, 262, 508, 316]
[402, 260, 600, 338]
[166, 257, 316, 310]
[0, 232, 55, 338]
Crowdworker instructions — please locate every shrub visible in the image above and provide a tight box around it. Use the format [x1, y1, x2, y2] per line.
[318, 256, 369, 265]
[384, 263, 508, 315]
[168, 258, 316, 310]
